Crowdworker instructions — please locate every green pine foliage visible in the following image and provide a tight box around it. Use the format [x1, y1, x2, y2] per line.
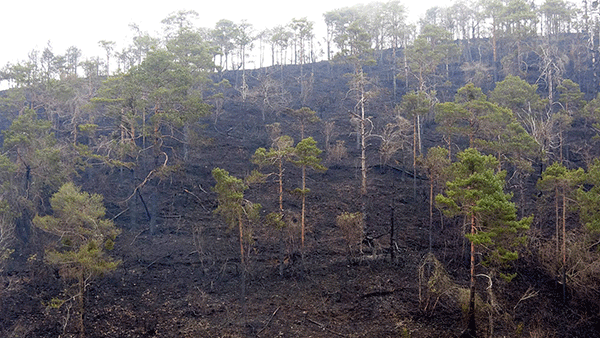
[212, 168, 260, 229]
[292, 137, 327, 174]
[292, 137, 326, 253]
[436, 148, 531, 278]
[577, 159, 600, 233]
[251, 135, 296, 213]
[211, 167, 260, 264]
[33, 182, 121, 277]
[33, 182, 120, 337]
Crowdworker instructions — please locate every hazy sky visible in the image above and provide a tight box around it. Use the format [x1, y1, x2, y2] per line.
[1, 0, 447, 68]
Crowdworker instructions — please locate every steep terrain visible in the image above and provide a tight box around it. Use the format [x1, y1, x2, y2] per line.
[2, 39, 600, 337]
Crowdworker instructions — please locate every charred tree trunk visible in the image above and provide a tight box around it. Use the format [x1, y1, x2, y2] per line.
[301, 165, 307, 263]
[78, 273, 86, 338]
[413, 115, 417, 200]
[130, 169, 137, 229]
[390, 204, 395, 263]
[18, 164, 33, 243]
[392, 46, 397, 102]
[238, 215, 247, 317]
[429, 180, 433, 253]
[358, 66, 368, 243]
[562, 185, 567, 302]
[465, 212, 477, 338]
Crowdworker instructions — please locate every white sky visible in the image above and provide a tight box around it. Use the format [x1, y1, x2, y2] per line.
[0, 0, 447, 69]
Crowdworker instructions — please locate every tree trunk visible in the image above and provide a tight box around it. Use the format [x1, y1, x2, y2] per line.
[301, 165, 306, 261]
[562, 185, 567, 302]
[555, 186, 559, 256]
[78, 273, 86, 338]
[447, 134, 452, 160]
[183, 124, 190, 162]
[548, 58, 554, 108]
[238, 216, 245, 267]
[238, 215, 247, 315]
[130, 169, 137, 229]
[279, 161, 285, 277]
[417, 115, 422, 156]
[278, 162, 284, 212]
[492, 19, 498, 83]
[149, 185, 158, 235]
[16, 163, 32, 243]
[300, 59, 305, 104]
[403, 41, 409, 89]
[360, 77, 368, 242]
[466, 212, 477, 338]
[279, 231, 285, 277]
[392, 46, 397, 102]
[390, 204, 395, 263]
[413, 115, 417, 200]
[429, 180, 433, 253]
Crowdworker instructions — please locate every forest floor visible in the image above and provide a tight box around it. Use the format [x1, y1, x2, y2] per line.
[1, 156, 569, 337]
[2, 84, 600, 337]
[2, 141, 471, 337]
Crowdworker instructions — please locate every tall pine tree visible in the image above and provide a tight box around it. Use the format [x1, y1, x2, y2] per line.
[436, 148, 530, 337]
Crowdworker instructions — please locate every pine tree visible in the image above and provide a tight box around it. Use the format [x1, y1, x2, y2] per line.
[436, 148, 530, 337]
[537, 162, 584, 301]
[251, 135, 295, 276]
[578, 159, 600, 233]
[422, 146, 450, 252]
[212, 168, 260, 303]
[251, 135, 296, 215]
[33, 182, 121, 338]
[291, 137, 326, 261]
[285, 107, 320, 139]
[399, 91, 433, 199]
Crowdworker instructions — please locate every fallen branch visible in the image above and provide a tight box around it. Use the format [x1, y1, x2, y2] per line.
[257, 306, 280, 336]
[130, 227, 149, 246]
[361, 289, 395, 298]
[184, 189, 208, 211]
[111, 207, 129, 221]
[514, 286, 538, 310]
[122, 151, 169, 203]
[146, 252, 172, 269]
[305, 316, 347, 337]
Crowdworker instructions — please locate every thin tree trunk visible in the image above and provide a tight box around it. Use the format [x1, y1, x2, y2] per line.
[279, 231, 285, 277]
[548, 59, 554, 107]
[562, 186, 567, 302]
[467, 212, 477, 337]
[239, 216, 245, 267]
[448, 134, 452, 160]
[417, 115, 422, 155]
[393, 46, 397, 102]
[130, 169, 137, 228]
[360, 83, 367, 243]
[183, 124, 190, 162]
[360, 90, 367, 196]
[404, 42, 409, 89]
[301, 165, 306, 260]
[429, 180, 433, 253]
[238, 215, 247, 315]
[413, 115, 417, 200]
[390, 204, 395, 263]
[279, 161, 285, 277]
[278, 162, 283, 212]
[492, 20, 498, 83]
[555, 186, 559, 256]
[78, 273, 85, 338]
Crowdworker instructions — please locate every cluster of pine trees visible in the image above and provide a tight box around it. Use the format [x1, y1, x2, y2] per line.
[2, 0, 600, 336]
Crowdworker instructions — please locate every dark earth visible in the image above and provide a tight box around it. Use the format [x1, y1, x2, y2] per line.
[2, 39, 600, 337]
